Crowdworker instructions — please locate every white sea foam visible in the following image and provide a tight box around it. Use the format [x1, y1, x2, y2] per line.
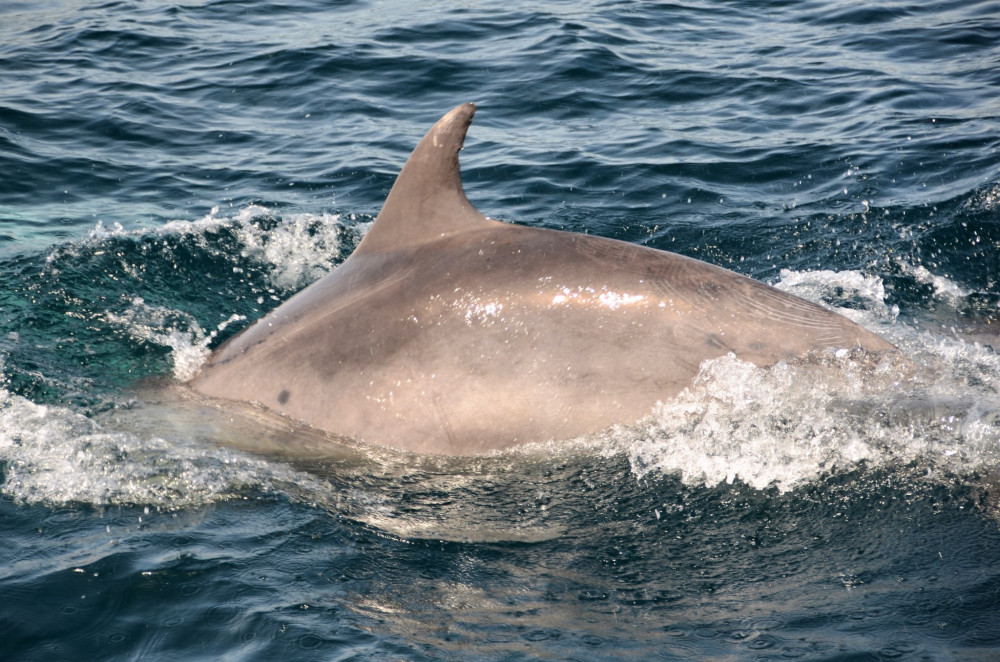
[224, 206, 353, 291]
[897, 262, 971, 306]
[2, 205, 369, 508]
[620, 347, 998, 491]
[773, 268, 892, 319]
[0, 387, 321, 508]
[103, 298, 244, 381]
[79, 205, 363, 291]
[87, 205, 364, 379]
[621, 352, 884, 491]
[619, 268, 999, 491]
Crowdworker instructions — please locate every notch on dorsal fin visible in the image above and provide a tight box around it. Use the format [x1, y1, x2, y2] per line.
[354, 103, 490, 254]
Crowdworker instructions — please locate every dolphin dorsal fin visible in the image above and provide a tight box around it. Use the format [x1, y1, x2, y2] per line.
[354, 103, 489, 254]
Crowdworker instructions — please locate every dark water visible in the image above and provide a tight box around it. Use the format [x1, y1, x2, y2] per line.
[2, 0, 1000, 659]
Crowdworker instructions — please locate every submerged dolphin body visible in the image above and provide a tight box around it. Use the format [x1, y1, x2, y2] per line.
[190, 103, 894, 455]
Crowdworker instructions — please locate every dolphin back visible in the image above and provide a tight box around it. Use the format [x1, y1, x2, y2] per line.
[189, 105, 895, 454]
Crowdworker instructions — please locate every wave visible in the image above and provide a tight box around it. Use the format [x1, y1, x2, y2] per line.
[0, 207, 996, 533]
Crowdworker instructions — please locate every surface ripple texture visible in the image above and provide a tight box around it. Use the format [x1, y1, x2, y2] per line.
[2, 1, 1000, 660]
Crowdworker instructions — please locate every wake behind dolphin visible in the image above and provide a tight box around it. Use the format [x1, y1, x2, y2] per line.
[189, 104, 895, 455]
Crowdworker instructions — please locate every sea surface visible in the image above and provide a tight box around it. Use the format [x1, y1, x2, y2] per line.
[2, 0, 1000, 659]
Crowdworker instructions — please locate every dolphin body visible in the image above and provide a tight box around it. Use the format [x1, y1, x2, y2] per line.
[190, 103, 895, 455]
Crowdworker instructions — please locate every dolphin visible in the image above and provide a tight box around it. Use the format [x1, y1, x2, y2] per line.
[189, 103, 895, 455]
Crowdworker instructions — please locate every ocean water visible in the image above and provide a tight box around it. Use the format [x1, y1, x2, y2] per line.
[2, 0, 1000, 659]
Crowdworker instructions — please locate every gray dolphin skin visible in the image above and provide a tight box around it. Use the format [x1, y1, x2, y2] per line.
[189, 103, 895, 455]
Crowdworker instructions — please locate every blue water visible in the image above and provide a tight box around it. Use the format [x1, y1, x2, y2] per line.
[2, 0, 1000, 659]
